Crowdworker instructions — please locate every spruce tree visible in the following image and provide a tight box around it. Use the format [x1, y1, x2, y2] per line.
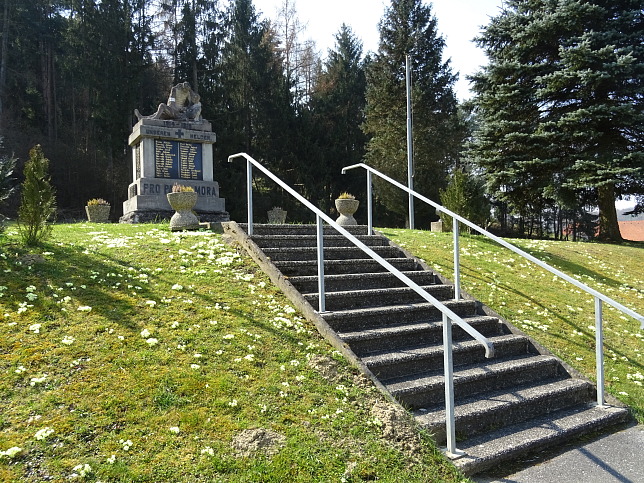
[363, 0, 463, 226]
[18, 145, 56, 247]
[309, 24, 367, 212]
[470, 0, 644, 242]
[214, 0, 296, 219]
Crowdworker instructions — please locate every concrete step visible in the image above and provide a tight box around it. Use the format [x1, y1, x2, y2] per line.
[452, 404, 631, 475]
[416, 378, 595, 444]
[385, 354, 564, 409]
[362, 334, 531, 380]
[250, 234, 390, 248]
[338, 316, 503, 357]
[239, 223, 372, 236]
[261, 245, 405, 261]
[273, 257, 421, 276]
[303, 284, 454, 311]
[321, 300, 478, 332]
[287, 271, 439, 293]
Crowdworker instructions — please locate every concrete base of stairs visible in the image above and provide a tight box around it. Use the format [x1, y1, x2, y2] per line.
[474, 424, 643, 483]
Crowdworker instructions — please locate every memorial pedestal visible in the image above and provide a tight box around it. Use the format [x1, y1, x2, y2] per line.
[120, 118, 229, 224]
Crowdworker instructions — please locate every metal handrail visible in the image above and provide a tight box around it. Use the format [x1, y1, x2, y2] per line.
[342, 162, 644, 409]
[229, 152, 494, 457]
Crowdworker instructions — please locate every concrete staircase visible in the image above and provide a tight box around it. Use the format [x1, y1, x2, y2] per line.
[224, 222, 630, 475]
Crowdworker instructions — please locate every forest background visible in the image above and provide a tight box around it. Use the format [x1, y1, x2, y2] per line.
[0, 0, 642, 241]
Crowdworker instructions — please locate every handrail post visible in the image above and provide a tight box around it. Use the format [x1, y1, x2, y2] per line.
[406, 55, 415, 230]
[367, 170, 373, 235]
[453, 217, 460, 301]
[316, 214, 326, 313]
[246, 158, 253, 235]
[443, 313, 461, 458]
[595, 297, 605, 406]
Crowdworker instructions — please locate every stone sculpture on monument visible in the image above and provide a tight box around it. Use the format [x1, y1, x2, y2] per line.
[120, 82, 229, 224]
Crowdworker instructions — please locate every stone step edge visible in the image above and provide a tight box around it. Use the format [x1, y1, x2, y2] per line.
[361, 333, 526, 368]
[385, 354, 560, 397]
[272, 257, 417, 266]
[238, 223, 372, 235]
[337, 315, 499, 343]
[287, 270, 436, 284]
[414, 378, 593, 428]
[322, 299, 476, 320]
[302, 284, 452, 300]
[452, 404, 630, 475]
[250, 234, 387, 240]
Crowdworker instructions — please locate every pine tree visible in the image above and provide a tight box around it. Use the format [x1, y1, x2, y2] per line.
[470, 0, 644, 242]
[363, 0, 463, 226]
[18, 144, 56, 246]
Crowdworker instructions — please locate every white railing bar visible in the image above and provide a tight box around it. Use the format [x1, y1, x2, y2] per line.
[316, 214, 326, 313]
[443, 312, 460, 457]
[453, 218, 461, 302]
[366, 170, 373, 235]
[229, 153, 495, 358]
[246, 158, 253, 235]
[342, 163, 644, 329]
[595, 297, 605, 406]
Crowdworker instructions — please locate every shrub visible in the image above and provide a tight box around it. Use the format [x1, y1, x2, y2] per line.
[18, 145, 56, 246]
[439, 169, 490, 233]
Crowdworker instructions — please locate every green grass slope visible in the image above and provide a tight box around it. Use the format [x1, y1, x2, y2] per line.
[383, 229, 644, 422]
[0, 224, 468, 482]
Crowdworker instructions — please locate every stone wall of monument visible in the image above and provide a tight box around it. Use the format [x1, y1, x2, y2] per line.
[120, 118, 229, 223]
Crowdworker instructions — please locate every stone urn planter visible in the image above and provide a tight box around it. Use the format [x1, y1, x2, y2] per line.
[167, 191, 200, 231]
[335, 197, 359, 226]
[267, 207, 287, 224]
[85, 199, 111, 223]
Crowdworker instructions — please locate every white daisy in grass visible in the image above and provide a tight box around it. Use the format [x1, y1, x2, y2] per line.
[34, 427, 54, 440]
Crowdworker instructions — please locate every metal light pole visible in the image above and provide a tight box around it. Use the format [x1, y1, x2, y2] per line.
[406, 54, 414, 229]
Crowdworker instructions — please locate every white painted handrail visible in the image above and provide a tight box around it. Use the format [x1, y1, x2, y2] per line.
[229, 153, 494, 457]
[342, 162, 644, 409]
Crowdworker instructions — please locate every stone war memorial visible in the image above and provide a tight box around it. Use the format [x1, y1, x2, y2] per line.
[120, 82, 229, 224]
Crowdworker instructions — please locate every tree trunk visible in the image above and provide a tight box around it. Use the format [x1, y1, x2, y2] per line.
[597, 183, 623, 242]
[0, 0, 10, 122]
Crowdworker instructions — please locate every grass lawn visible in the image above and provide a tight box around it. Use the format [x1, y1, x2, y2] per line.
[0, 223, 468, 482]
[382, 229, 644, 422]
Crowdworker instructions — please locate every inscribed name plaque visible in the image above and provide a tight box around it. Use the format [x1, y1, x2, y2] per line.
[154, 140, 203, 180]
[120, 82, 228, 224]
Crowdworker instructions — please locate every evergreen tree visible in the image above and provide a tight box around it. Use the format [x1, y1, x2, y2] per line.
[215, 0, 295, 219]
[363, 0, 463, 227]
[18, 144, 56, 246]
[438, 168, 490, 233]
[309, 24, 366, 212]
[470, 0, 644, 242]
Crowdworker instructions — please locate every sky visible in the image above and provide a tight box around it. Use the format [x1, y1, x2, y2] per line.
[253, 0, 506, 100]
